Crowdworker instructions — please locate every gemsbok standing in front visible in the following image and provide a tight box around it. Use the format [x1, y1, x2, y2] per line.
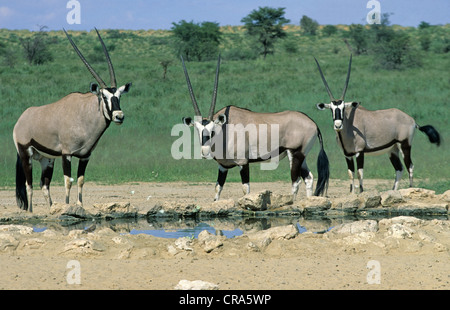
[13, 28, 132, 212]
[180, 56, 329, 201]
[314, 55, 440, 193]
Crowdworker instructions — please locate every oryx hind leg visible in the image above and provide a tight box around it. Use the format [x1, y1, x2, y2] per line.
[288, 149, 310, 199]
[62, 155, 73, 205]
[240, 164, 250, 196]
[76, 158, 89, 206]
[39, 157, 55, 207]
[17, 147, 34, 212]
[400, 141, 414, 187]
[389, 145, 403, 190]
[214, 164, 229, 201]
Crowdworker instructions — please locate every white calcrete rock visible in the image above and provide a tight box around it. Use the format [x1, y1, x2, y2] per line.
[331, 220, 378, 234]
[198, 230, 225, 253]
[380, 190, 404, 206]
[0, 225, 34, 235]
[175, 279, 219, 290]
[385, 223, 415, 239]
[237, 190, 271, 211]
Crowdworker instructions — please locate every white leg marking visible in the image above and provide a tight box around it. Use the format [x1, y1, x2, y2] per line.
[26, 181, 33, 213]
[242, 183, 250, 195]
[214, 183, 223, 201]
[357, 168, 364, 192]
[408, 165, 414, 187]
[393, 170, 403, 191]
[77, 175, 84, 206]
[64, 175, 73, 205]
[348, 169, 355, 194]
[292, 177, 302, 200]
[305, 172, 314, 197]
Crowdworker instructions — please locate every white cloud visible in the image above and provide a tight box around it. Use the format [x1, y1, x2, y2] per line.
[0, 6, 14, 18]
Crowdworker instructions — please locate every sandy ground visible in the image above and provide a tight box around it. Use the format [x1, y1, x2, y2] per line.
[0, 180, 448, 291]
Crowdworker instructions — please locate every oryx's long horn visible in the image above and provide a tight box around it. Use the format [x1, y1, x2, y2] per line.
[340, 54, 352, 101]
[181, 56, 202, 117]
[95, 28, 116, 88]
[314, 57, 335, 101]
[63, 28, 107, 89]
[208, 55, 221, 120]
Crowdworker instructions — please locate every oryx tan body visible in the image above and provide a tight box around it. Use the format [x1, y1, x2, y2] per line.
[181, 56, 329, 201]
[13, 28, 131, 212]
[314, 55, 440, 192]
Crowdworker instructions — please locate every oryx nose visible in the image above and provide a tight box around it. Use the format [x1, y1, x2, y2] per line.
[334, 120, 343, 131]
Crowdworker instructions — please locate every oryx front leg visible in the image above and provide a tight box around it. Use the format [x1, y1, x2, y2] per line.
[62, 155, 73, 205]
[39, 157, 55, 207]
[356, 153, 364, 193]
[345, 156, 356, 193]
[76, 158, 89, 207]
[389, 147, 403, 191]
[214, 165, 228, 201]
[240, 164, 250, 196]
[289, 149, 307, 200]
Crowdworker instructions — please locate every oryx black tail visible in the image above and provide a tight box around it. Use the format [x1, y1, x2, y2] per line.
[15, 153, 28, 210]
[417, 125, 441, 146]
[314, 128, 330, 196]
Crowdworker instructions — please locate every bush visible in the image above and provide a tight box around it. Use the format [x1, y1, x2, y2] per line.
[300, 15, 319, 36]
[372, 32, 421, 70]
[171, 20, 222, 61]
[19, 26, 53, 65]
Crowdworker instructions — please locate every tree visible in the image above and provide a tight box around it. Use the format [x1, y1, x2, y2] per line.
[322, 25, 338, 37]
[20, 25, 53, 65]
[241, 7, 290, 59]
[171, 20, 222, 61]
[300, 15, 319, 36]
[347, 24, 368, 55]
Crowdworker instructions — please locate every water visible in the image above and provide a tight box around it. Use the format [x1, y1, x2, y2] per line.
[25, 214, 448, 239]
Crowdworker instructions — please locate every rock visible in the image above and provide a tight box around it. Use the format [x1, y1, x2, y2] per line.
[198, 230, 224, 253]
[62, 205, 87, 218]
[440, 190, 450, 202]
[380, 190, 404, 206]
[92, 202, 137, 218]
[205, 199, 236, 215]
[0, 225, 33, 235]
[269, 193, 293, 209]
[298, 196, 331, 213]
[358, 191, 381, 208]
[395, 202, 448, 215]
[0, 233, 19, 251]
[385, 223, 415, 239]
[62, 238, 105, 254]
[175, 237, 194, 251]
[398, 188, 435, 199]
[379, 216, 423, 227]
[149, 202, 200, 217]
[331, 197, 363, 213]
[237, 190, 271, 211]
[22, 238, 45, 249]
[331, 220, 378, 234]
[175, 279, 219, 290]
[245, 224, 298, 249]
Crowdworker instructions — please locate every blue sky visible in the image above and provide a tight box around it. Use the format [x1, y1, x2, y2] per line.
[0, 0, 448, 31]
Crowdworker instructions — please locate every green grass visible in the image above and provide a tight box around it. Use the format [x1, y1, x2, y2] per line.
[0, 27, 449, 193]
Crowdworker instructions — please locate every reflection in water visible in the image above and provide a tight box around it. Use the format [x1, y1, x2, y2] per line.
[28, 214, 447, 239]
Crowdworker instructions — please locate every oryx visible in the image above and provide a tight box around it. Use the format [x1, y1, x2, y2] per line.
[314, 55, 440, 193]
[13, 28, 132, 212]
[181, 56, 329, 201]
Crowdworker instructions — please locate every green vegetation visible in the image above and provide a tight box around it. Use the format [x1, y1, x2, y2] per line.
[0, 24, 448, 193]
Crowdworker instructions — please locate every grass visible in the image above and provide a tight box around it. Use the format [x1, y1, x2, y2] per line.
[0, 26, 448, 194]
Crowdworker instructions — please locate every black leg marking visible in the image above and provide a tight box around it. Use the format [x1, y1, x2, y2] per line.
[62, 155, 72, 204]
[240, 164, 250, 184]
[400, 141, 414, 187]
[345, 157, 355, 193]
[356, 153, 364, 193]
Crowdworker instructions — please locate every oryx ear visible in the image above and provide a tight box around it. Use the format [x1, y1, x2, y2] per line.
[119, 82, 132, 94]
[345, 101, 360, 108]
[214, 114, 226, 125]
[316, 103, 330, 110]
[90, 83, 100, 94]
[182, 117, 193, 127]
